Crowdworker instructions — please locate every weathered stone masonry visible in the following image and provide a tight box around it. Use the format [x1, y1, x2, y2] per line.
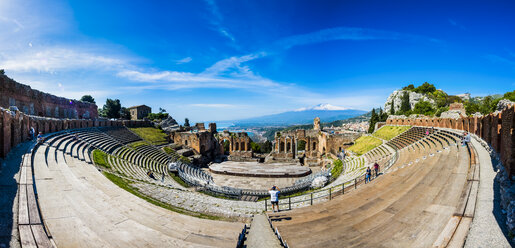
[0, 108, 150, 158]
[386, 105, 515, 178]
[0, 75, 98, 119]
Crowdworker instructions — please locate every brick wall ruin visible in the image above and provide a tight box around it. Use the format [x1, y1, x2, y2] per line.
[386, 106, 515, 178]
[0, 75, 98, 119]
[0, 108, 150, 158]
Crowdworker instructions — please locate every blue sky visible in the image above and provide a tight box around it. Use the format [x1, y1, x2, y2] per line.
[0, 0, 514, 123]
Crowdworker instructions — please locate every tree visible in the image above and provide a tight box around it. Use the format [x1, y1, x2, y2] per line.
[223, 140, 230, 154]
[389, 101, 395, 115]
[250, 142, 261, 153]
[412, 101, 435, 116]
[101, 98, 121, 118]
[503, 90, 515, 102]
[297, 140, 306, 151]
[184, 118, 190, 127]
[80, 95, 96, 104]
[435, 107, 449, 117]
[120, 107, 131, 119]
[159, 107, 166, 113]
[368, 108, 379, 133]
[402, 84, 415, 91]
[399, 91, 411, 114]
[414, 82, 436, 94]
[0, 69, 4, 75]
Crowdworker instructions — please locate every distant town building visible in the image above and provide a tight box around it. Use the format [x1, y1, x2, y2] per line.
[128, 105, 151, 120]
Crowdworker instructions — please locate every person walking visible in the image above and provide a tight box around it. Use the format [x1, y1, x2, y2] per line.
[366, 167, 372, 184]
[161, 172, 165, 182]
[269, 186, 281, 212]
[374, 162, 380, 178]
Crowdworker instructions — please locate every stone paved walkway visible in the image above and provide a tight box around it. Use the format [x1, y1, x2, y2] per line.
[0, 141, 31, 248]
[464, 139, 511, 248]
[134, 183, 263, 218]
[245, 214, 282, 248]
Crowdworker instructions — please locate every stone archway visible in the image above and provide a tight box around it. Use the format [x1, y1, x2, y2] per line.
[280, 141, 285, 152]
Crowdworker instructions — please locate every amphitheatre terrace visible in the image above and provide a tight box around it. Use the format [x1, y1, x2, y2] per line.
[0, 75, 513, 248]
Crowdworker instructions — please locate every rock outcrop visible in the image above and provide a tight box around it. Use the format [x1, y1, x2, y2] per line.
[159, 116, 179, 132]
[384, 90, 435, 113]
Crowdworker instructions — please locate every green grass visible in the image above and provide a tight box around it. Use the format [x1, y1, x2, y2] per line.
[347, 136, 382, 156]
[331, 159, 344, 180]
[130, 127, 169, 145]
[129, 141, 148, 149]
[372, 125, 411, 140]
[102, 171, 231, 221]
[169, 173, 191, 188]
[163, 146, 192, 164]
[92, 149, 111, 169]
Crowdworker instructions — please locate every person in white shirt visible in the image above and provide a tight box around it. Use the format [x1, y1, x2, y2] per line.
[269, 186, 281, 212]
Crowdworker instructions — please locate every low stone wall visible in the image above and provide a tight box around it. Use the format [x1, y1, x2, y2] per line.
[0, 108, 151, 158]
[386, 105, 514, 179]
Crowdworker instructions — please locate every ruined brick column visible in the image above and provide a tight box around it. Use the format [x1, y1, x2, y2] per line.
[1, 110, 12, 157]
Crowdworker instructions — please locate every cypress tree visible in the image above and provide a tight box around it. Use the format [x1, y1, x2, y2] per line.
[400, 91, 411, 114]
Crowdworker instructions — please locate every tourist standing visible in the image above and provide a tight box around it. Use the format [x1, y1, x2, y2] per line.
[374, 163, 380, 178]
[37, 132, 44, 144]
[462, 132, 471, 147]
[366, 167, 372, 184]
[269, 186, 281, 212]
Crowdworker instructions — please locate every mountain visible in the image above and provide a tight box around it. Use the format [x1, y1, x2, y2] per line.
[231, 104, 367, 127]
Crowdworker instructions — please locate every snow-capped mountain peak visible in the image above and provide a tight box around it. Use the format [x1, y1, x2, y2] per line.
[295, 103, 348, 111]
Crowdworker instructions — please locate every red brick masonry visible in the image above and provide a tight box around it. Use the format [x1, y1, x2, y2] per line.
[387, 106, 514, 178]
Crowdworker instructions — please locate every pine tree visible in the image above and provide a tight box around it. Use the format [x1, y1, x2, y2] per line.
[390, 101, 395, 115]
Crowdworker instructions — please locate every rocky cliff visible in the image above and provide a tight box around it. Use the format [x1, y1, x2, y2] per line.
[384, 90, 435, 113]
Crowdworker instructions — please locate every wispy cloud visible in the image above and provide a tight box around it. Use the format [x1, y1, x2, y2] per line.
[0, 47, 128, 72]
[204, 0, 237, 45]
[448, 19, 466, 30]
[485, 54, 515, 67]
[190, 103, 238, 108]
[176, 56, 192, 64]
[274, 27, 442, 51]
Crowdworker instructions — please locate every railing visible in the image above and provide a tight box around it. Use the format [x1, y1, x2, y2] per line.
[264, 149, 399, 211]
[235, 224, 247, 248]
[266, 214, 289, 248]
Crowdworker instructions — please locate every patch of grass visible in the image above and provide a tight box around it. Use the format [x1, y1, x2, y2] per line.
[163, 146, 192, 164]
[92, 149, 110, 169]
[170, 173, 191, 188]
[372, 125, 411, 140]
[130, 127, 169, 145]
[331, 159, 344, 180]
[129, 141, 148, 149]
[347, 136, 382, 156]
[102, 171, 230, 221]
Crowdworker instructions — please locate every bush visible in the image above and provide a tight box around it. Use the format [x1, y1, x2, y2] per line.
[412, 100, 435, 116]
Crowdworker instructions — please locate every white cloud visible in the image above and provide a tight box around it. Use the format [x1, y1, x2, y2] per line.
[0, 47, 127, 72]
[190, 103, 237, 108]
[204, 0, 238, 45]
[176, 57, 192, 64]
